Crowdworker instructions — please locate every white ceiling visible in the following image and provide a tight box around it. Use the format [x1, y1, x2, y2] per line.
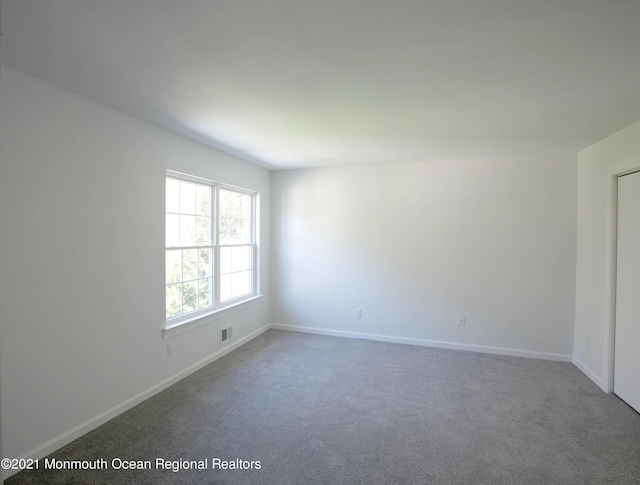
[3, 0, 640, 170]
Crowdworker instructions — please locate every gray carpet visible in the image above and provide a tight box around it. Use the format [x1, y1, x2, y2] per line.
[7, 329, 640, 484]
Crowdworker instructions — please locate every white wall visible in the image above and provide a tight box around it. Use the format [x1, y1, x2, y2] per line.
[271, 156, 577, 359]
[573, 119, 640, 390]
[0, 67, 271, 473]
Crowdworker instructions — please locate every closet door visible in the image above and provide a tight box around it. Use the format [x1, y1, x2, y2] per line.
[614, 170, 640, 412]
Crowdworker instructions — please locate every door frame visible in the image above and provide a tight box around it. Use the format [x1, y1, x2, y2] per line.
[604, 159, 640, 394]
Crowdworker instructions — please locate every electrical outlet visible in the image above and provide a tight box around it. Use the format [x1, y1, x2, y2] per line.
[167, 342, 173, 356]
[457, 316, 466, 326]
[355, 308, 362, 318]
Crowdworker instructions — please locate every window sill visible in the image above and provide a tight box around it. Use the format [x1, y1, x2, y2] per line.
[163, 295, 263, 339]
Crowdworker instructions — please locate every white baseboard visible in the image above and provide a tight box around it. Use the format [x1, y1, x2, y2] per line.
[269, 323, 573, 362]
[572, 356, 606, 391]
[3, 323, 271, 480]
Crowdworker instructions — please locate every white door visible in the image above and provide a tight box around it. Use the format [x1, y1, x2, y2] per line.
[614, 170, 640, 412]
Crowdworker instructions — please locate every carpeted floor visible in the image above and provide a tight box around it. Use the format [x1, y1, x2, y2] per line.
[7, 329, 640, 484]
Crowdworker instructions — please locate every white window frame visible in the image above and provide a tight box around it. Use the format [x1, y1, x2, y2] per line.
[164, 170, 260, 337]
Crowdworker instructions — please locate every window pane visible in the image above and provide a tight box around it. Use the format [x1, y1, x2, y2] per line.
[237, 219, 250, 244]
[242, 246, 252, 271]
[232, 272, 243, 298]
[196, 217, 210, 245]
[166, 284, 182, 319]
[240, 193, 251, 215]
[231, 246, 240, 272]
[198, 278, 212, 308]
[166, 178, 180, 213]
[165, 250, 181, 284]
[166, 214, 179, 247]
[182, 281, 197, 313]
[219, 189, 230, 217]
[220, 190, 249, 216]
[196, 185, 210, 216]
[219, 189, 252, 245]
[226, 219, 241, 244]
[180, 215, 196, 246]
[183, 249, 198, 281]
[224, 218, 250, 244]
[180, 181, 196, 214]
[220, 274, 232, 302]
[199, 249, 211, 277]
[220, 246, 232, 274]
[219, 219, 230, 245]
[231, 246, 250, 271]
[243, 270, 252, 295]
[232, 271, 251, 298]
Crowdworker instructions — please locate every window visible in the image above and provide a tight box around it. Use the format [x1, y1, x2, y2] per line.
[165, 171, 258, 325]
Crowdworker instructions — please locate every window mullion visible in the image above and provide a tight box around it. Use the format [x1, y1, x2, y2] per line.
[213, 185, 220, 306]
[251, 193, 257, 295]
[180, 250, 184, 316]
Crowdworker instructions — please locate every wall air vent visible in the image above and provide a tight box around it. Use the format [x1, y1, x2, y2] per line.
[221, 326, 233, 344]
